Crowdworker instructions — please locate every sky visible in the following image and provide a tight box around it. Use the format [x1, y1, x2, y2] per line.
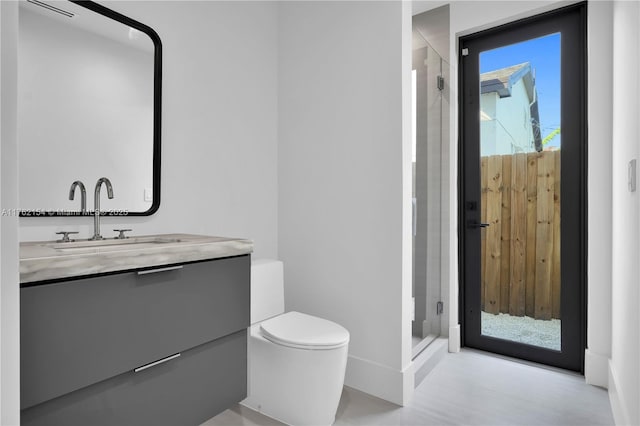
[480, 32, 561, 149]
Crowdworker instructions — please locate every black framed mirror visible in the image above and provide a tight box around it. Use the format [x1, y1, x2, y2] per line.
[17, 0, 162, 217]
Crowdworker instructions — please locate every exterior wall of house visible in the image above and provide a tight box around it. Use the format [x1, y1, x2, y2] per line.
[480, 78, 535, 156]
[480, 92, 498, 155]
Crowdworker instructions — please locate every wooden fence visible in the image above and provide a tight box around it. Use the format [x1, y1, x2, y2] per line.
[480, 150, 560, 320]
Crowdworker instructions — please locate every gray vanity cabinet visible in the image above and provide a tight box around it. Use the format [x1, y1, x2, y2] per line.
[20, 254, 250, 426]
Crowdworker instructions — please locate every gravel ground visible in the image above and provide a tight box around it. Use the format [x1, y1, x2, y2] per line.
[481, 311, 561, 351]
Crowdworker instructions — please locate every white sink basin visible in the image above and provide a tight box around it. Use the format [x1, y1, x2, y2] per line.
[48, 236, 183, 251]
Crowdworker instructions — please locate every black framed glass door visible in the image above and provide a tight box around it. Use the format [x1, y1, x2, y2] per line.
[459, 3, 586, 371]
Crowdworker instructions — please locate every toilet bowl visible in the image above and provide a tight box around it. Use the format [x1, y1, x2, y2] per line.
[241, 259, 349, 426]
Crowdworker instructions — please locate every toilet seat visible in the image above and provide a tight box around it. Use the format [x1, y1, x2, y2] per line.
[260, 311, 350, 350]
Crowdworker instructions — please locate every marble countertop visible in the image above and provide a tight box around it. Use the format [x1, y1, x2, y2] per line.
[20, 233, 253, 284]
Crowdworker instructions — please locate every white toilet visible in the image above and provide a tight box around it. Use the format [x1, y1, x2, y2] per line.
[241, 259, 350, 426]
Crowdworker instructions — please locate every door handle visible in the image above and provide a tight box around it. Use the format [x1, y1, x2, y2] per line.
[467, 220, 490, 229]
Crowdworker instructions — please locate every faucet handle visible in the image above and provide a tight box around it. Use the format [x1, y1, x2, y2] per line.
[113, 229, 132, 239]
[56, 231, 79, 243]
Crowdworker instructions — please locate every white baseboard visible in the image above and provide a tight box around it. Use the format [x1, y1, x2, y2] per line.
[448, 324, 460, 352]
[608, 360, 631, 425]
[413, 337, 448, 387]
[584, 349, 609, 388]
[344, 355, 414, 406]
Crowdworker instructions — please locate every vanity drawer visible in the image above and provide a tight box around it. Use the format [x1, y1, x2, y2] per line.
[21, 255, 250, 409]
[22, 330, 247, 426]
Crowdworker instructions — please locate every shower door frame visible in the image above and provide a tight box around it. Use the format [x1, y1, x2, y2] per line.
[412, 39, 444, 355]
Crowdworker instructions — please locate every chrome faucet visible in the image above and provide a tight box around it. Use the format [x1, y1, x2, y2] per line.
[89, 177, 114, 241]
[68, 180, 87, 214]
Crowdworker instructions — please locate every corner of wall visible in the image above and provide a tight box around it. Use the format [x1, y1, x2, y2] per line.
[401, 361, 415, 407]
[1, 1, 21, 424]
[344, 355, 414, 406]
[608, 359, 631, 426]
[586, 0, 613, 385]
[279, 0, 415, 408]
[448, 324, 460, 352]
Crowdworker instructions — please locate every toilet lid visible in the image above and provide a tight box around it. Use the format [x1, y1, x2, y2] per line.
[260, 311, 350, 350]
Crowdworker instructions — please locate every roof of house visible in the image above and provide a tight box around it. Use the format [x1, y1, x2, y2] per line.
[480, 62, 531, 97]
[480, 62, 543, 151]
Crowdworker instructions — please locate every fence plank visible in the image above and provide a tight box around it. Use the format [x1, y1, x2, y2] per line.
[552, 150, 562, 319]
[480, 151, 561, 320]
[484, 156, 503, 314]
[500, 155, 512, 315]
[509, 154, 527, 316]
[525, 153, 539, 317]
[481, 156, 488, 311]
[534, 152, 555, 320]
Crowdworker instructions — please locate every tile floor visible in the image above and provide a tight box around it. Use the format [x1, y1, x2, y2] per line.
[204, 349, 614, 426]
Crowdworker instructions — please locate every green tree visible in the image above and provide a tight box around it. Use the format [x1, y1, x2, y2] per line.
[542, 128, 560, 147]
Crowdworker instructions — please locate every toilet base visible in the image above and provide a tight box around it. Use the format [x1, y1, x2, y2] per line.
[241, 324, 348, 426]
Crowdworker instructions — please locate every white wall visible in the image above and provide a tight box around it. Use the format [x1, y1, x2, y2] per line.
[19, 1, 280, 260]
[1, 1, 21, 424]
[413, 4, 450, 63]
[609, 3, 639, 424]
[278, 1, 414, 405]
[585, 0, 613, 391]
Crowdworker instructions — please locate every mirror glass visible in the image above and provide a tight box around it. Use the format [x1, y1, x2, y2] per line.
[17, 0, 161, 216]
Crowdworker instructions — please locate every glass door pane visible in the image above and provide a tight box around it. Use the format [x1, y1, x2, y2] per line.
[478, 33, 561, 351]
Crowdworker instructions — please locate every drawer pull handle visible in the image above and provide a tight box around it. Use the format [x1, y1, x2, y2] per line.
[137, 265, 183, 275]
[134, 353, 181, 373]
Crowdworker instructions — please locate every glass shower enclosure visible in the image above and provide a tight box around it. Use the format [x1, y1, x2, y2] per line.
[412, 33, 444, 358]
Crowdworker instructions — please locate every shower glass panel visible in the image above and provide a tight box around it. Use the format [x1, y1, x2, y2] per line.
[412, 33, 443, 358]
